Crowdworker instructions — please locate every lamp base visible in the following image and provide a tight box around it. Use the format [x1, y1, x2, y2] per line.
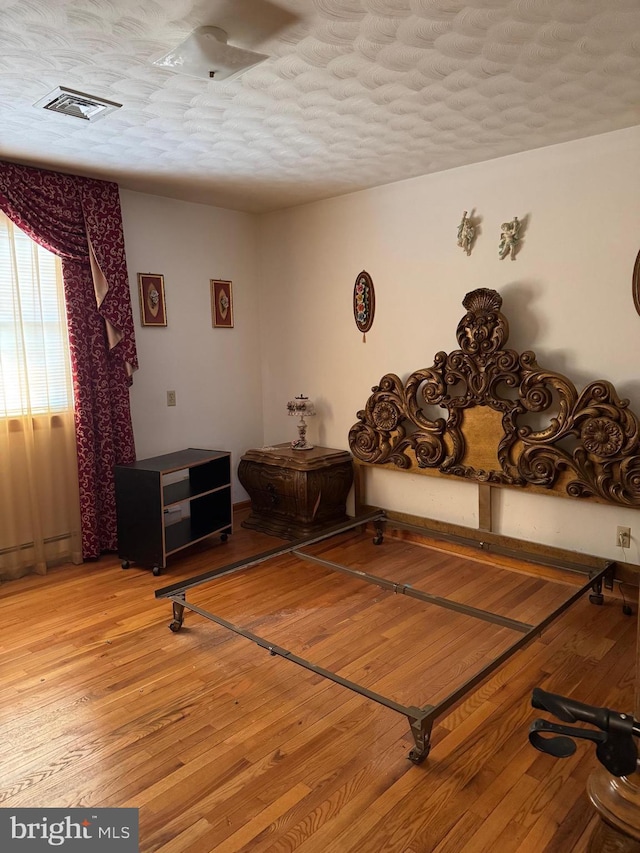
[291, 439, 314, 451]
[291, 415, 313, 450]
[587, 768, 640, 851]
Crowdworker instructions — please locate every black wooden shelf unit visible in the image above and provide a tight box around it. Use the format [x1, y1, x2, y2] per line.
[115, 448, 232, 575]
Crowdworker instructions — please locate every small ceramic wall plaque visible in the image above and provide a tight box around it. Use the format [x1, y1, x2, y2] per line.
[499, 217, 520, 260]
[457, 211, 476, 256]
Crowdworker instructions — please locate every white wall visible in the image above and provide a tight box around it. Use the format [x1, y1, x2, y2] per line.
[256, 126, 640, 562]
[119, 190, 263, 501]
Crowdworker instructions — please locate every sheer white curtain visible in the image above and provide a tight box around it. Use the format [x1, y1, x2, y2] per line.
[0, 211, 82, 580]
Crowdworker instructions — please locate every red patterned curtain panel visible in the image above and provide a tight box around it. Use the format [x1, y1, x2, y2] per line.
[0, 160, 138, 559]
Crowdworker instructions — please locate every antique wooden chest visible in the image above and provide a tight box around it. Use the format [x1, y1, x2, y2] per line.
[237, 443, 354, 539]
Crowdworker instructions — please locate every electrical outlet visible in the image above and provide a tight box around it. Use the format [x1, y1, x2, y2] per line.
[617, 525, 631, 549]
[167, 390, 176, 407]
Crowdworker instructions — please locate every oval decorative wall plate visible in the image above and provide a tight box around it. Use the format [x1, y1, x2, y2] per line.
[633, 248, 640, 317]
[353, 270, 375, 341]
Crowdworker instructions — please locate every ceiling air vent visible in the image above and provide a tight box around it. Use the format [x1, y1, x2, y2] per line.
[33, 86, 122, 121]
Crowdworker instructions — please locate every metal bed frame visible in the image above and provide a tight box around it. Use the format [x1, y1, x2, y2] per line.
[155, 510, 614, 763]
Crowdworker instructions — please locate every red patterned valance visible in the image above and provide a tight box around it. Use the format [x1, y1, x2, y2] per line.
[0, 159, 138, 558]
[0, 161, 137, 375]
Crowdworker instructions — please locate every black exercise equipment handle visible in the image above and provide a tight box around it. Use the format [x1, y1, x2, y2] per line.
[532, 687, 637, 737]
[530, 688, 640, 777]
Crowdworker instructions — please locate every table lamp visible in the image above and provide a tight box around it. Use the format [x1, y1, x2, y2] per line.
[287, 394, 316, 450]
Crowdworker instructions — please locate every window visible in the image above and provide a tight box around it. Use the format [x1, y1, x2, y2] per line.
[0, 211, 81, 580]
[0, 212, 73, 416]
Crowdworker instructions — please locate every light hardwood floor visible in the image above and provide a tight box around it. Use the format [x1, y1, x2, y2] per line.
[1, 508, 636, 852]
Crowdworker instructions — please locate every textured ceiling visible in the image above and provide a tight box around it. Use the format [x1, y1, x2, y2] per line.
[1, 0, 639, 214]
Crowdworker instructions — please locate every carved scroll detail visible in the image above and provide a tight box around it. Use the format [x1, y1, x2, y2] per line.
[348, 288, 640, 507]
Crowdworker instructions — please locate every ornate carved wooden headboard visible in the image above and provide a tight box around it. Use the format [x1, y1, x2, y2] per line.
[349, 288, 640, 509]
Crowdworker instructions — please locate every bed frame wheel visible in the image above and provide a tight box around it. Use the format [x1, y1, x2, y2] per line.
[152, 566, 161, 577]
[220, 532, 228, 542]
[168, 596, 185, 633]
[121, 560, 130, 570]
[407, 712, 432, 764]
[589, 576, 604, 606]
[408, 744, 431, 764]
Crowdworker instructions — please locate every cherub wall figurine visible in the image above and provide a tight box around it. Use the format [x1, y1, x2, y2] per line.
[457, 211, 475, 255]
[498, 216, 520, 260]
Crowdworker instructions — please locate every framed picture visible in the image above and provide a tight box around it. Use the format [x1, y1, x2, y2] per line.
[138, 273, 167, 326]
[211, 279, 234, 328]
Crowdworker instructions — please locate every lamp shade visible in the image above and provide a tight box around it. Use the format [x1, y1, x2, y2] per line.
[153, 26, 269, 82]
[287, 395, 316, 418]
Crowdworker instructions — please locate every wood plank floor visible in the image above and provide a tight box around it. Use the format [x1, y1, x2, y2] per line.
[0, 509, 636, 853]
